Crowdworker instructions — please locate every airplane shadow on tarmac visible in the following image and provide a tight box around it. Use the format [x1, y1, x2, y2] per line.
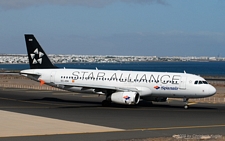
[27, 97, 217, 110]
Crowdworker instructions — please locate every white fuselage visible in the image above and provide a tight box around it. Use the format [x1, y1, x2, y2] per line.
[20, 68, 216, 99]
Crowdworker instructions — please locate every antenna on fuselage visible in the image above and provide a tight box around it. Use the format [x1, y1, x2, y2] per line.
[184, 70, 186, 74]
[96, 67, 98, 70]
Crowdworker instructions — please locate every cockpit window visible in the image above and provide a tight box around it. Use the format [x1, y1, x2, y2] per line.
[194, 80, 208, 85]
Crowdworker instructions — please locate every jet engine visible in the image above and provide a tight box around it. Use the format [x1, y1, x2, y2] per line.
[111, 92, 140, 105]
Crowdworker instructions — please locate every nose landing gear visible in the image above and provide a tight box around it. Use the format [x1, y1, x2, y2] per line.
[183, 98, 189, 109]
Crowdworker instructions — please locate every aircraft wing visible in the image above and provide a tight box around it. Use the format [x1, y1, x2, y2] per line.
[54, 82, 151, 96]
[55, 82, 138, 92]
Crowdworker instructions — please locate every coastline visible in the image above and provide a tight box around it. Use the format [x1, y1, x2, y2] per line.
[1, 60, 225, 65]
[1, 62, 225, 76]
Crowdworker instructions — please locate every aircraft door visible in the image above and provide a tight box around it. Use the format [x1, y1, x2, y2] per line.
[50, 71, 56, 83]
[179, 76, 187, 90]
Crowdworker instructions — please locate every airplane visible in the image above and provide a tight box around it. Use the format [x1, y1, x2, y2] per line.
[20, 34, 216, 109]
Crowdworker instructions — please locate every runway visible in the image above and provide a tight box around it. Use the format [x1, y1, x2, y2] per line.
[0, 87, 225, 141]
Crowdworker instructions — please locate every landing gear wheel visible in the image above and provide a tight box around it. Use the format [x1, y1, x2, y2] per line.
[102, 100, 111, 107]
[183, 98, 189, 109]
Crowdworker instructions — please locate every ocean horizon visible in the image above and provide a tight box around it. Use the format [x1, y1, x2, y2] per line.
[0, 61, 225, 76]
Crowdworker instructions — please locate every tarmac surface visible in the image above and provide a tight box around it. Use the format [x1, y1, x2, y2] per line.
[0, 87, 225, 141]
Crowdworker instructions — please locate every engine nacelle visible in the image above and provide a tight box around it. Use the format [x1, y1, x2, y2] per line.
[111, 92, 140, 105]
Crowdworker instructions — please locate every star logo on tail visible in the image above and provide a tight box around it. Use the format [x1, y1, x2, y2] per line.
[30, 48, 44, 64]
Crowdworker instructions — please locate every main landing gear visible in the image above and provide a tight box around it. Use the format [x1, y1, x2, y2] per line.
[102, 94, 112, 107]
[102, 100, 111, 107]
[183, 98, 189, 109]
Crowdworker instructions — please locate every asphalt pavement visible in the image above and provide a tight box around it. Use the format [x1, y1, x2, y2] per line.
[0, 87, 225, 141]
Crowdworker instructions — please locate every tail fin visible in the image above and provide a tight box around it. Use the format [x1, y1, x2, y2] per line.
[24, 34, 57, 69]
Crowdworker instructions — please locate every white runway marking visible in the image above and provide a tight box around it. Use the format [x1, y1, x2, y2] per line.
[0, 110, 124, 137]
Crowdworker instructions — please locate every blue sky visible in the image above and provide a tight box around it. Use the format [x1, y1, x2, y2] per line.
[0, 0, 225, 56]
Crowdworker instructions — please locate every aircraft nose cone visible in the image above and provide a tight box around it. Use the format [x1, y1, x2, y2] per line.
[208, 85, 216, 96]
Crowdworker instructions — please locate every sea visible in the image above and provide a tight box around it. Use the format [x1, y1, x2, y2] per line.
[0, 61, 225, 76]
